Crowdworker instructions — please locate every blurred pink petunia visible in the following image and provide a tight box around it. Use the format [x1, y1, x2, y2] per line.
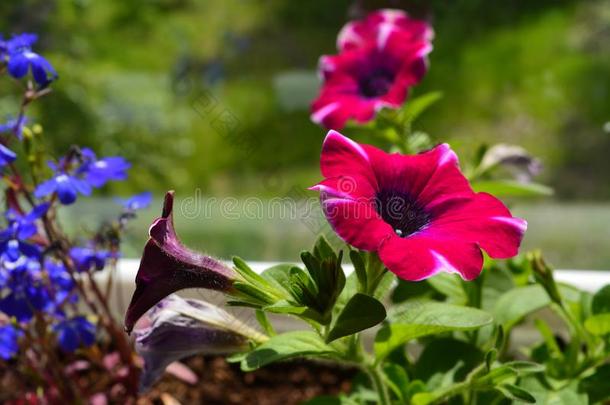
[337, 9, 433, 52]
[124, 191, 236, 333]
[311, 131, 527, 281]
[311, 9, 433, 129]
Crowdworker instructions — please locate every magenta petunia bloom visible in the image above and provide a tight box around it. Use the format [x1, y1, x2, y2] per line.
[311, 9, 433, 130]
[311, 131, 527, 281]
[124, 191, 236, 333]
[336, 9, 433, 52]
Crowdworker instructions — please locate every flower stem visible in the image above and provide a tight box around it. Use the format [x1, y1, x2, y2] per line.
[366, 364, 391, 405]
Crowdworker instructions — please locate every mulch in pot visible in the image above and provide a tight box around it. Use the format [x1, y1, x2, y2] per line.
[142, 355, 358, 405]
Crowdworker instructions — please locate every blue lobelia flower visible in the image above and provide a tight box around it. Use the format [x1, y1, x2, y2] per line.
[0, 116, 28, 139]
[0, 324, 22, 360]
[0, 258, 51, 321]
[0, 34, 8, 61]
[0, 203, 49, 261]
[35, 161, 92, 205]
[6, 33, 57, 88]
[53, 316, 96, 352]
[0, 144, 17, 168]
[116, 192, 153, 211]
[46, 259, 77, 305]
[69, 246, 112, 273]
[79, 148, 130, 188]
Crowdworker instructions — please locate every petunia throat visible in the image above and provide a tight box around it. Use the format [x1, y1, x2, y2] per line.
[359, 68, 395, 98]
[375, 189, 430, 237]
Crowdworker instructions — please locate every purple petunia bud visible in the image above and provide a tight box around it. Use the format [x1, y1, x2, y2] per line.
[134, 295, 264, 392]
[124, 191, 236, 333]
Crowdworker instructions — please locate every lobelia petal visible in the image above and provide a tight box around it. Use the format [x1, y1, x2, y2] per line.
[33, 178, 57, 199]
[124, 191, 236, 333]
[7, 54, 29, 78]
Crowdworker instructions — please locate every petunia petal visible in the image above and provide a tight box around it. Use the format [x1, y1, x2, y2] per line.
[426, 192, 527, 259]
[320, 196, 392, 251]
[378, 233, 483, 281]
[319, 130, 376, 185]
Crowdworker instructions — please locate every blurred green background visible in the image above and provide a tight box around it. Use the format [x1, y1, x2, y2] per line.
[2, 0, 610, 268]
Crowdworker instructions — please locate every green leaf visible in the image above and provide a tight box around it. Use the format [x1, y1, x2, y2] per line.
[427, 273, 467, 304]
[485, 349, 497, 371]
[414, 338, 482, 382]
[382, 364, 410, 402]
[255, 310, 275, 336]
[233, 256, 271, 287]
[584, 313, 610, 335]
[497, 384, 536, 403]
[349, 249, 367, 293]
[411, 392, 435, 405]
[579, 364, 610, 403]
[374, 301, 493, 360]
[261, 264, 294, 294]
[398, 91, 443, 125]
[241, 331, 337, 371]
[232, 281, 277, 306]
[472, 180, 553, 197]
[476, 366, 518, 386]
[313, 235, 337, 261]
[592, 284, 610, 314]
[493, 285, 550, 329]
[326, 293, 386, 343]
[263, 300, 325, 324]
[503, 361, 546, 374]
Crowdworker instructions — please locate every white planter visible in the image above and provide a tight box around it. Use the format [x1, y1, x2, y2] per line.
[100, 259, 610, 320]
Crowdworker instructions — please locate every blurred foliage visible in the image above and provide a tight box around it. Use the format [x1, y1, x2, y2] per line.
[0, 0, 609, 198]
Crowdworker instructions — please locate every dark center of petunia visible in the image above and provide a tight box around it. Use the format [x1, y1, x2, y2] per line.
[375, 189, 430, 237]
[359, 69, 395, 98]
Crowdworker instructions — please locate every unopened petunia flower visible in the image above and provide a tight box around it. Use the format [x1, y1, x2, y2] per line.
[311, 9, 433, 129]
[311, 131, 526, 281]
[134, 295, 260, 391]
[124, 191, 237, 333]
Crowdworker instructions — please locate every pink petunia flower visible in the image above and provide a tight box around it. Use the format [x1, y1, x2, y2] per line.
[311, 9, 433, 130]
[336, 9, 433, 52]
[310, 131, 527, 281]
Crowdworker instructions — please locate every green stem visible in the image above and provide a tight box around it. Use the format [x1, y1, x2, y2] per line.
[427, 381, 471, 405]
[366, 364, 391, 405]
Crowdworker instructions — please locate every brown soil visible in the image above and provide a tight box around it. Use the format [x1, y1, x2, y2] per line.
[140, 356, 357, 405]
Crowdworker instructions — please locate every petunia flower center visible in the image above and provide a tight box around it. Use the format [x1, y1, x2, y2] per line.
[359, 69, 395, 98]
[375, 189, 430, 237]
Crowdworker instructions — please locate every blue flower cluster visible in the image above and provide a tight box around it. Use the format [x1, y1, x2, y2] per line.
[35, 147, 131, 205]
[0, 31, 151, 362]
[1, 33, 57, 87]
